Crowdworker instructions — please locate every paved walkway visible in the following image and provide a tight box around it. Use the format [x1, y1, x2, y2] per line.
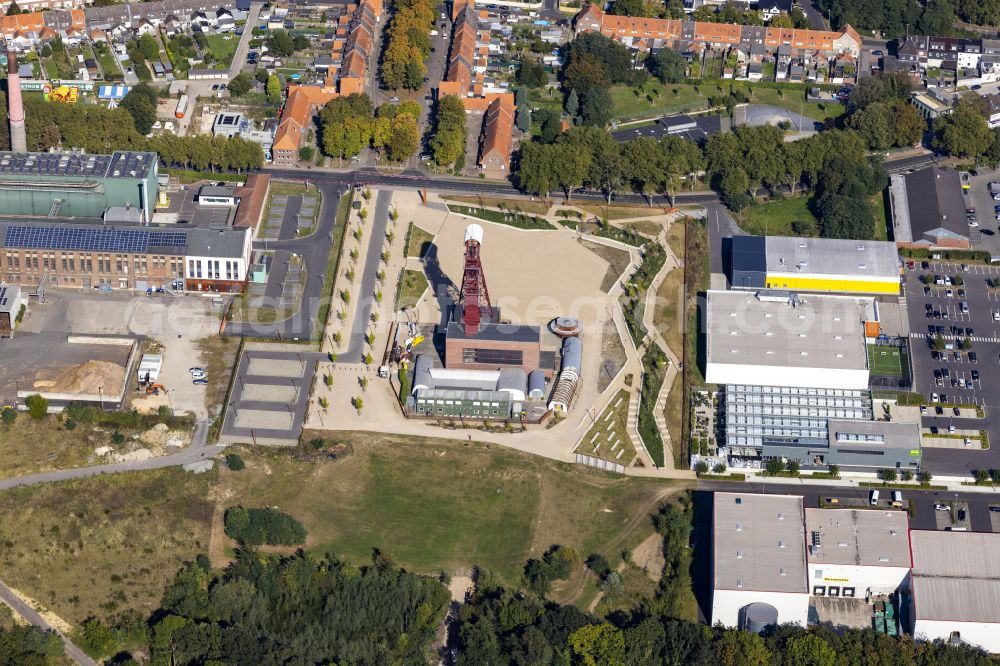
[0, 579, 96, 666]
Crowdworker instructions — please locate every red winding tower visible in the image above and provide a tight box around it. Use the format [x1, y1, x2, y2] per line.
[460, 223, 492, 335]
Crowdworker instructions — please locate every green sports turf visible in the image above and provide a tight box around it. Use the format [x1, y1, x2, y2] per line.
[867, 345, 905, 376]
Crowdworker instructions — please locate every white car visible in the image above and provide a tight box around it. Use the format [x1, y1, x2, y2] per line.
[931, 392, 939, 402]
[190, 370, 206, 380]
[152, 121, 162, 130]
[935, 504, 950, 511]
[164, 121, 175, 131]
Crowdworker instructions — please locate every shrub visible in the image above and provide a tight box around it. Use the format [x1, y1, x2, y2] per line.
[223, 506, 306, 546]
[25, 394, 47, 421]
[1, 407, 15, 426]
[878, 468, 898, 482]
[713, 463, 727, 474]
[765, 458, 784, 475]
[225, 453, 245, 471]
[694, 461, 709, 474]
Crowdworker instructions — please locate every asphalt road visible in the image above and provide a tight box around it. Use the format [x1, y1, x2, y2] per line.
[0, 578, 96, 666]
[226, 181, 343, 340]
[0, 420, 222, 492]
[696, 480, 1000, 533]
[340, 190, 392, 363]
[228, 2, 262, 80]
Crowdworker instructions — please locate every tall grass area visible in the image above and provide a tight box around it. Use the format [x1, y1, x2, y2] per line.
[681, 218, 709, 464]
[638, 343, 668, 467]
[647, 492, 698, 620]
[315, 190, 352, 340]
[621, 241, 667, 345]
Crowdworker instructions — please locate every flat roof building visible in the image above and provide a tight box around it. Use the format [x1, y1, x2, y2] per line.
[910, 531, 1000, 653]
[890, 167, 970, 249]
[805, 508, 911, 600]
[705, 290, 874, 390]
[712, 492, 809, 630]
[0, 283, 24, 337]
[0, 151, 158, 222]
[731, 235, 900, 295]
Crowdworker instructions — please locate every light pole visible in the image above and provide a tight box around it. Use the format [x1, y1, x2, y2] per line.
[98, 385, 104, 410]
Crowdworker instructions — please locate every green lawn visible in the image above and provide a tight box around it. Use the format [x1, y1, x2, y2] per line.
[609, 81, 847, 123]
[221, 432, 677, 583]
[405, 223, 434, 258]
[868, 344, 905, 377]
[394, 269, 428, 310]
[741, 195, 818, 237]
[448, 204, 555, 230]
[93, 43, 121, 80]
[204, 33, 238, 67]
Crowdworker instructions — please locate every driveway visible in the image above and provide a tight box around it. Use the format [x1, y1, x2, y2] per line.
[229, 2, 263, 79]
[340, 189, 392, 362]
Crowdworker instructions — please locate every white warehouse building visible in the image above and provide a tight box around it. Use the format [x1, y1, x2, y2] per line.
[705, 290, 876, 390]
[712, 492, 809, 630]
[910, 531, 1000, 653]
[806, 508, 912, 600]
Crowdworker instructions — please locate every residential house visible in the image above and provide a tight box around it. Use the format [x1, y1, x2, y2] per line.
[985, 94, 1000, 129]
[271, 84, 337, 165]
[758, 0, 792, 22]
[190, 10, 212, 31]
[478, 94, 514, 179]
[135, 18, 157, 36]
[162, 15, 183, 37]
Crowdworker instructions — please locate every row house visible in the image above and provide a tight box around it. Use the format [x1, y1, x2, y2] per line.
[573, 3, 859, 58]
[0, 8, 85, 50]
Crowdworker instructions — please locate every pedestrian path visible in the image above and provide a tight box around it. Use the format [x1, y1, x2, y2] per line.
[908, 332, 999, 344]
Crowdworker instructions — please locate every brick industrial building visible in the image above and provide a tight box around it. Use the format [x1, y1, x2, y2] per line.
[0, 220, 252, 292]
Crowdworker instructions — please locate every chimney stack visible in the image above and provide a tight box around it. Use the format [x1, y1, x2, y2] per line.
[7, 49, 27, 153]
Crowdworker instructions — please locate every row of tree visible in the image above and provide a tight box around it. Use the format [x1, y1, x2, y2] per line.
[0, 90, 264, 173]
[381, 0, 435, 90]
[0, 624, 64, 664]
[517, 125, 704, 203]
[932, 93, 1000, 164]
[430, 94, 468, 168]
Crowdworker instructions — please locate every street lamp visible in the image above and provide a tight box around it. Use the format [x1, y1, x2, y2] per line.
[98, 386, 104, 410]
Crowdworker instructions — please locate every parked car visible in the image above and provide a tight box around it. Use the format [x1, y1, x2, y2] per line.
[954, 407, 962, 416]
[193, 378, 208, 385]
[970, 352, 978, 363]
[958, 508, 967, 521]
[920, 405, 928, 415]
[972, 370, 980, 381]
[990, 506, 1000, 513]
[935, 504, 950, 511]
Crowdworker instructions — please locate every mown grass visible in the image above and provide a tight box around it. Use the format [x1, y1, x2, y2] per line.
[394, 269, 429, 310]
[405, 223, 434, 258]
[441, 195, 551, 216]
[741, 195, 818, 237]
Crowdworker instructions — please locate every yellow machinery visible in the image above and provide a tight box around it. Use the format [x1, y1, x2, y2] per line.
[45, 85, 78, 103]
[156, 190, 170, 209]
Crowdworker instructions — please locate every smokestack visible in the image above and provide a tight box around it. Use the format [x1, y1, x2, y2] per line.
[7, 49, 27, 153]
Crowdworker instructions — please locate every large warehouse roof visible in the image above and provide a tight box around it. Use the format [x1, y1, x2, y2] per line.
[765, 236, 899, 280]
[805, 508, 911, 568]
[911, 531, 1000, 623]
[714, 492, 807, 593]
[705, 291, 872, 381]
[0, 151, 156, 179]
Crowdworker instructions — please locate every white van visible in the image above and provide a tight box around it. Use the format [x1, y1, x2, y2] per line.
[869, 489, 879, 506]
[891, 491, 903, 507]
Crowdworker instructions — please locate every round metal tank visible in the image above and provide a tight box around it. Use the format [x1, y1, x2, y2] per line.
[527, 369, 545, 399]
[412, 354, 434, 394]
[465, 223, 484, 245]
[497, 367, 527, 402]
[742, 603, 779, 634]
[560, 336, 582, 376]
[549, 316, 583, 338]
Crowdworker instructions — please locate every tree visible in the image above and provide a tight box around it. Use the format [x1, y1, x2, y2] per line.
[552, 138, 591, 200]
[568, 624, 625, 666]
[713, 463, 727, 474]
[934, 94, 993, 158]
[516, 58, 547, 88]
[537, 108, 562, 143]
[566, 88, 580, 118]
[1, 407, 15, 425]
[765, 458, 784, 475]
[266, 29, 296, 57]
[225, 453, 245, 471]
[517, 142, 555, 197]
[137, 33, 160, 61]
[266, 74, 281, 104]
[624, 137, 665, 204]
[121, 84, 157, 135]
[768, 12, 794, 27]
[25, 394, 47, 421]
[786, 459, 800, 474]
[514, 87, 531, 131]
[878, 468, 898, 482]
[650, 48, 687, 84]
[385, 113, 419, 161]
[784, 634, 837, 666]
[580, 86, 613, 127]
[228, 72, 253, 97]
[975, 468, 990, 484]
[611, 0, 648, 15]
[694, 460, 709, 474]
[5, 0, 21, 15]
[919, 470, 933, 484]
[848, 71, 913, 110]
[430, 94, 467, 166]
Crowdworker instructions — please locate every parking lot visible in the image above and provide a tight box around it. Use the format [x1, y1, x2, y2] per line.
[961, 169, 1000, 258]
[902, 260, 1000, 474]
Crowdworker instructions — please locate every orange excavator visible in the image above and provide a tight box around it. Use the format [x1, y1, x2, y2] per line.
[145, 383, 167, 396]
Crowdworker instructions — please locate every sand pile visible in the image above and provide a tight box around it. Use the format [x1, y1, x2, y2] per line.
[34, 360, 125, 394]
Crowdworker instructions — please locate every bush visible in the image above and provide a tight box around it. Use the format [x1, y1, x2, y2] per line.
[713, 463, 727, 474]
[225, 453, 245, 471]
[1, 407, 14, 426]
[694, 460, 709, 474]
[878, 468, 898, 482]
[223, 506, 306, 546]
[765, 458, 784, 475]
[25, 394, 47, 421]
[585, 552, 611, 579]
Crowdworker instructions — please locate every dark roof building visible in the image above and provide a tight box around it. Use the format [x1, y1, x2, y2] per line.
[889, 167, 970, 249]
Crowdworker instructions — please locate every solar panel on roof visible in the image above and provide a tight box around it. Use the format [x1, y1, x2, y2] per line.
[3, 226, 187, 254]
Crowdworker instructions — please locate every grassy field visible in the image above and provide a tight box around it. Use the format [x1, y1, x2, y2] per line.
[868, 344, 905, 376]
[405, 223, 434, 258]
[0, 469, 214, 625]
[315, 190, 350, 340]
[93, 43, 121, 79]
[217, 432, 679, 584]
[395, 269, 428, 310]
[576, 390, 636, 465]
[653, 264, 683, 360]
[741, 195, 818, 237]
[203, 34, 238, 67]
[0, 417, 97, 479]
[441, 195, 551, 216]
[448, 205, 555, 230]
[622, 220, 662, 236]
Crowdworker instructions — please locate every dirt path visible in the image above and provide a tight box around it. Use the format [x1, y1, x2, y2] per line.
[556, 486, 679, 607]
[207, 484, 231, 568]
